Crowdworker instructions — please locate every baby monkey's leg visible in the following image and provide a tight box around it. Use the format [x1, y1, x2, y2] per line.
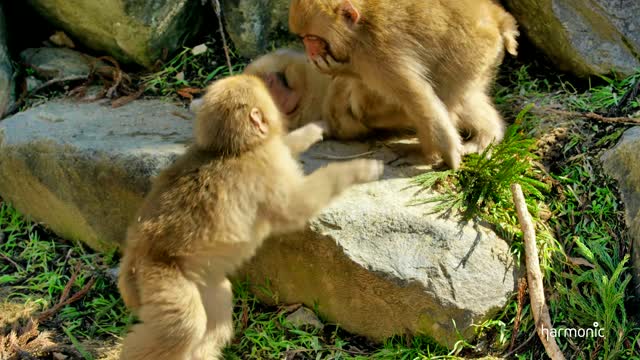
[119, 262, 206, 360]
[192, 277, 234, 360]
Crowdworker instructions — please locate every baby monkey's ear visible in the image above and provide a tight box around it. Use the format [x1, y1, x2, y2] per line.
[250, 108, 269, 136]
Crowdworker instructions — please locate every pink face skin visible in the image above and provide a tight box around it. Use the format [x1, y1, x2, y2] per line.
[302, 35, 328, 61]
[262, 72, 302, 116]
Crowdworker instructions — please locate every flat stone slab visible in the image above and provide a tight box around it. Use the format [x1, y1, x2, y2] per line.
[0, 99, 517, 346]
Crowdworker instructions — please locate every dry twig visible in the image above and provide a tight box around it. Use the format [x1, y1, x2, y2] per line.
[37, 263, 96, 322]
[211, 0, 234, 75]
[511, 183, 565, 360]
[543, 108, 640, 125]
[0, 252, 21, 271]
[5, 75, 88, 115]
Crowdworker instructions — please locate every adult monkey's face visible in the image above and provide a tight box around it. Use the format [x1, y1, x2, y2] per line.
[289, 0, 361, 73]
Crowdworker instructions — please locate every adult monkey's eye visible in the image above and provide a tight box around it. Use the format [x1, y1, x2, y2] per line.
[276, 72, 290, 88]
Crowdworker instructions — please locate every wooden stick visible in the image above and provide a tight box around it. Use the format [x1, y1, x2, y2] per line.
[510, 184, 565, 360]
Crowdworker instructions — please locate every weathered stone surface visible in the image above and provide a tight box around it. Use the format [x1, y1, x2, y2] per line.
[25, 0, 203, 67]
[504, 0, 640, 77]
[0, 100, 517, 346]
[0, 99, 192, 250]
[20, 48, 109, 80]
[221, 0, 298, 58]
[601, 126, 640, 297]
[0, 4, 14, 118]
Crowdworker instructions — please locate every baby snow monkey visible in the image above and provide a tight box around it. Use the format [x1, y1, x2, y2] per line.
[117, 74, 383, 360]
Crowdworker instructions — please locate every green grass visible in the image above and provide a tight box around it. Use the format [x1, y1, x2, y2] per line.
[566, 71, 640, 113]
[495, 61, 640, 117]
[415, 66, 640, 359]
[544, 128, 639, 359]
[411, 115, 552, 267]
[141, 38, 247, 98]
[1, 201, 457, 359]
[0, 201, 132, 356]
[224, 281, 455, 359]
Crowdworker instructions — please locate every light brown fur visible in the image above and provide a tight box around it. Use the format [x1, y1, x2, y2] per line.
[289, 0, 519, 168]
[243, 49, 411, 139]
[243, 48, 331, 129]
[118, 74, 383, 360]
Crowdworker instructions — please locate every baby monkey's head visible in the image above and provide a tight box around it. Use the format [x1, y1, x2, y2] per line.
[195, 74, 285, 155]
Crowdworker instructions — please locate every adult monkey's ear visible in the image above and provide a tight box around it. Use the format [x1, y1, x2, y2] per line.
[340, 0, 361, 25]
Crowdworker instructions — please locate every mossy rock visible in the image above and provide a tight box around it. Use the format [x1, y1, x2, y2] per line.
[504, 0, 640, 77]
[25, 0, 203, 68]
[221, 0, 299, 59]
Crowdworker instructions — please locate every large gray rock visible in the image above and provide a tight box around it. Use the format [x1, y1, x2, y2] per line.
[0, 4, 14, 118]
[221, 0, 297, 58]
[601, 127, 640, 297]
[0, 99, 517, 346]
[504, 0, 640, 77]
[0, 99, 192, 250]
[25, 0, 203, 67]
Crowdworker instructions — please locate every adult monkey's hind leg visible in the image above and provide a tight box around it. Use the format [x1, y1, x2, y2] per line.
[456, 88, 506, 155]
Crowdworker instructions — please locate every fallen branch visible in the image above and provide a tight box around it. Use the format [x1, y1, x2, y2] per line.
[5, 75, 88, 115]
[510, 184, 565, 360]
[27, 75, 89, 97]
[544, 108, 640, 125]
[37, 263, 96, 322]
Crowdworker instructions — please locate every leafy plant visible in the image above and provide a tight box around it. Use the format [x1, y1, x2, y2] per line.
[412, 115, 549, 246]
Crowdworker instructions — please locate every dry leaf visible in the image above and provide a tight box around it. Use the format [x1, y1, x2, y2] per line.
[176, 87, 203, 100]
